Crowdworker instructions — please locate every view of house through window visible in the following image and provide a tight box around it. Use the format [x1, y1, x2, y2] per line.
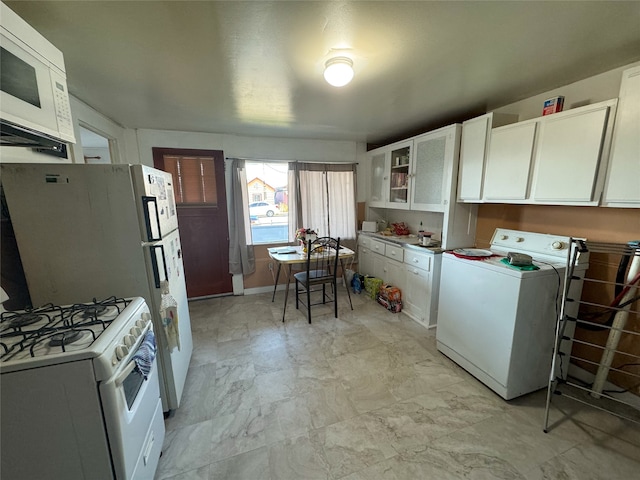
[246, 161, 289, 244]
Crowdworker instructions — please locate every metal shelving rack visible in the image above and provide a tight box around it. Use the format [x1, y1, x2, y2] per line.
[544, 239, 640, 432]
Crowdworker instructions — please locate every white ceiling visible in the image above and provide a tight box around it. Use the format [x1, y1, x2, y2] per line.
[6, 1, 640, 147]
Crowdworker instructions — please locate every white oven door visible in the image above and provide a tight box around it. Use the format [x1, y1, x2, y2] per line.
[99, 333, 165, 480]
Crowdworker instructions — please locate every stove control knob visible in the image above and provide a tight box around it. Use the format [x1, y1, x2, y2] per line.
[124, 334, 136, 347]
[115, 344, 129, 360]
[500, 235, 508, 240]
[552, 241, 565, 250]
[136, 319, 147, 329]
[515, 237, 524, 242]
[130, 326, 142, 337]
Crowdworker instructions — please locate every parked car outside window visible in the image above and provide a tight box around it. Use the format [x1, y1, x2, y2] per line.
[249, 201, 278, 217]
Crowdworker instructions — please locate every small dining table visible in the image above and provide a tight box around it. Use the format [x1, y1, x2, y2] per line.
[267, 245, 355, 321]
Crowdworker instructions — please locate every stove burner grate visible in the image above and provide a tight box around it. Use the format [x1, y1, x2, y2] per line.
[49, 330, 82, 347]
[1, 296, 131, 362]
[9, 313, 43, 328]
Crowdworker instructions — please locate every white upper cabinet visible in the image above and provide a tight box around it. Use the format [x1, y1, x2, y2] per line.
[458, 112, 518, 202]
[368, 140, 412, 209]
[387, 140, 413, 210]
[483, 121, 538, 201]
[603, 66, 640, 207]
[531, 99, 616, 204]
[410, 125, 459, 212]
[368, 147, 390, 208]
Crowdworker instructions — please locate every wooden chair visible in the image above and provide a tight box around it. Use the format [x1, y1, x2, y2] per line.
[294, 236, 340, 323]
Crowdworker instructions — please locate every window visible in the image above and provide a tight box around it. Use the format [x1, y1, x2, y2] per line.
[162, 155, 217, 205]
[245, 161, 289, 244]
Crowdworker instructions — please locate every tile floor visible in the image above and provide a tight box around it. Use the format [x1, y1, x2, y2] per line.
[155, 292, 640, 479]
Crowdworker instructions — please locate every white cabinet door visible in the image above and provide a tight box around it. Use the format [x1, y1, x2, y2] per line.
[484, 121, 537, 201]
[458, 112, 518, 202]
[387, 140, 413, 209]
[603, 66, 640, 206]
[371, 252, 386, 282]
[458, 114, 491, 201]
[358, 247, 373, 276]
[532, 101, 612, 203]
[403, 262, 432, 329]
[410, 126, 456, 212]
[369, 148, 390, 207]
[383, 258, 405, 293]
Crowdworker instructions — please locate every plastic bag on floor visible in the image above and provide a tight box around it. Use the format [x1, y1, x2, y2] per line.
[364, 276, 383, 300]
[351, 272, 363, 294]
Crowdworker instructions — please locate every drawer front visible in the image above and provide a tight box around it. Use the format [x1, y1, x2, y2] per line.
[370, 238, 386, 255]
[358, 235, 371, 248]
[385, 244, 404, 262]
[404, 251, 431, 271]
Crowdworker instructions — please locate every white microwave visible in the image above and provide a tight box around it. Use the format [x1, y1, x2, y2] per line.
[0, 2, 75, 148]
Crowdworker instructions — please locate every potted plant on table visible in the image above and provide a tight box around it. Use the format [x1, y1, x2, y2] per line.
[296, 228, 317, 252]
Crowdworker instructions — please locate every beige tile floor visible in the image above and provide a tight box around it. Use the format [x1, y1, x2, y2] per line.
[155, 292, 640, 480]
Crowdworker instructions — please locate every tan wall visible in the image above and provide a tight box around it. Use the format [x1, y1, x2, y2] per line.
[477, 204, 640, 394]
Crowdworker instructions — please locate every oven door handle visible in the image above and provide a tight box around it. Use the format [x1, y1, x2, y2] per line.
[115, 361, 137, 387]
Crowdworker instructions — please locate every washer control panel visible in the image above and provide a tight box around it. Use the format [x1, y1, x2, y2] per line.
[490, 228, 589, 265]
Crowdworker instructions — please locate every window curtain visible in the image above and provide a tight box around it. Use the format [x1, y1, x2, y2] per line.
[288, 162, 357, 241]
[228, 158, 255, 275]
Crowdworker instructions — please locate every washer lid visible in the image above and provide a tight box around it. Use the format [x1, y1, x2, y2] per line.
[452, 248, 493, 259]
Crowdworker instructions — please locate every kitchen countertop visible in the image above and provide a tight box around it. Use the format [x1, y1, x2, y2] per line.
[358, 231, 444, 254]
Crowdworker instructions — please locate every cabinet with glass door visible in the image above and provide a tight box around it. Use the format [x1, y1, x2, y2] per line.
[388, 140, 412, 210]
[410, 124, 460, 212]
[368, 147, 390, 208]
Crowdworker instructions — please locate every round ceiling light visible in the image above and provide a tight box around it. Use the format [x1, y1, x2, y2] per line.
[323, 56, 354, 87]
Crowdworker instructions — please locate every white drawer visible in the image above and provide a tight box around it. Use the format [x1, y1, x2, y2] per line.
[358, 235, 371, 248]
[404, 250, 431, 271]
[369, 238, 386, 255]
[385, 244, 404, 262]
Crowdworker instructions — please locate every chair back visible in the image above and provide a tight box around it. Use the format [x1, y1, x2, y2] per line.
[305, 236, 341, 283]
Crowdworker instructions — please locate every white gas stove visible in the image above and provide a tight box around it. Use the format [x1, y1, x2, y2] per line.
[1, 296, 165, 479]
[1, 297, 148, 373]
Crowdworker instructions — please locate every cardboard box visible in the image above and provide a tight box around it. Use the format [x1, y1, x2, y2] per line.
[543, 96, 564, 116]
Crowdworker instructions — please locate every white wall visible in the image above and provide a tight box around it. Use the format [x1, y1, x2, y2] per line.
[135, 128, 359, 165]
[490, 61, 640, 120]
[135, 127, 367, 200]
[69, 96, 134, 164]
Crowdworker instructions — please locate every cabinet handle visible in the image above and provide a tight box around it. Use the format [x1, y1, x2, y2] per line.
[413, 258, 419, 263]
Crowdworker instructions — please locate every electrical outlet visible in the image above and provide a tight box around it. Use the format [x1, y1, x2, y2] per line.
[268, 262, 273, 271]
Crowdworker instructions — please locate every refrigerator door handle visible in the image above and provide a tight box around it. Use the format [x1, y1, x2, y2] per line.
[149, 244, 168, 289]
[142, 196, 162, 241]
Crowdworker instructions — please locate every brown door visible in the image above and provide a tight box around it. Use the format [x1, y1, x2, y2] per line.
[153, 148, 233, 298]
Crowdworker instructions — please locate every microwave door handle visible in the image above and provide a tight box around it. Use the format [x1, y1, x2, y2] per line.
[142, 196, 162, 241]
[149, 244, 168, 288]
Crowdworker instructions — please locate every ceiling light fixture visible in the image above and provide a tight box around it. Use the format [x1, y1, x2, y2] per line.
[323, 56, 354, 87]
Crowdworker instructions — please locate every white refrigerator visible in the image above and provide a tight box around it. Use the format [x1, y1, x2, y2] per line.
[1, 163, 193, 412]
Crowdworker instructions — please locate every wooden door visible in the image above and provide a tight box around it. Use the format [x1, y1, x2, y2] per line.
[153, 148, 232, 298]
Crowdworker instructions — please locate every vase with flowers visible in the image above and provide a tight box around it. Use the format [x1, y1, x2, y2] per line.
[296, 228, 317, 252]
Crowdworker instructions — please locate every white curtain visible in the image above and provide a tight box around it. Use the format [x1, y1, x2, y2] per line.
[289, 162, 357, 241]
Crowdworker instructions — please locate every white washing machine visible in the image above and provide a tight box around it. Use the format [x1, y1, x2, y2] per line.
[436, 228, 589, 400]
